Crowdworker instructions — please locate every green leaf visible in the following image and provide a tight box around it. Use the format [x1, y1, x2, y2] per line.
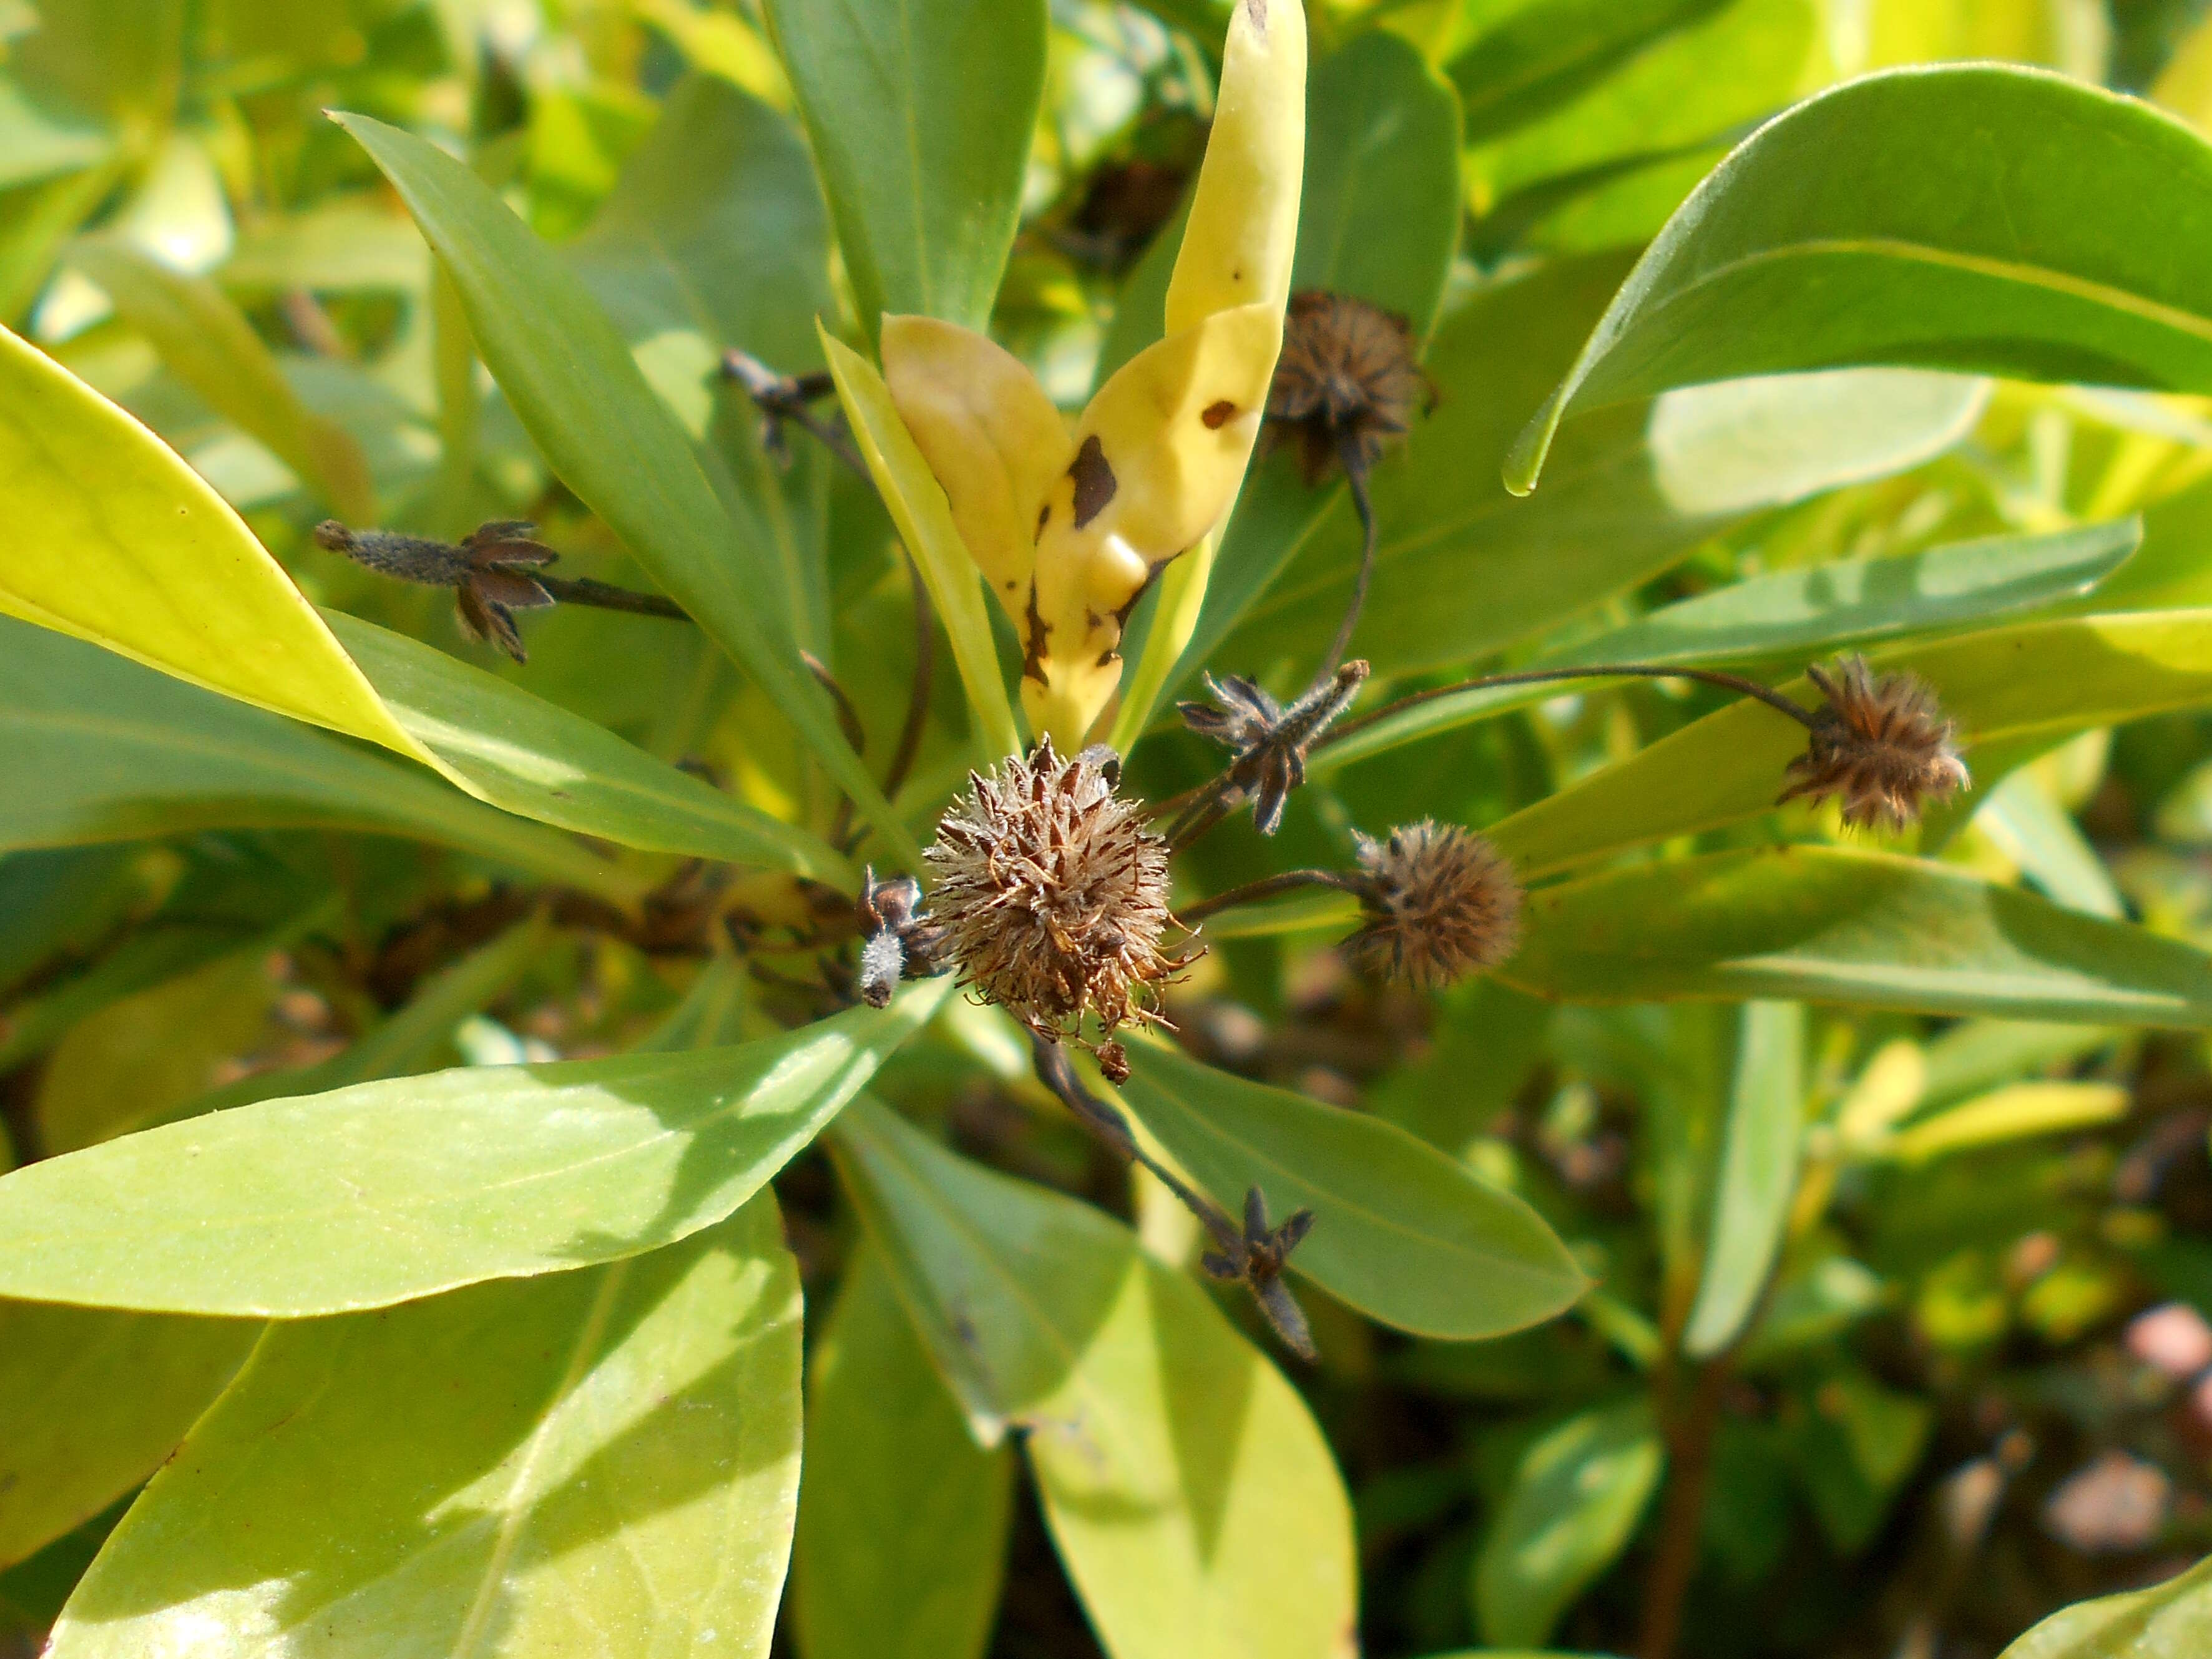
[821, 329, 1025, 760]
[762, 0, 1045, 337]
[830, 1097, 1359, 1659]
[1473, 1398, 1665, 1649]
[795, 1240, 1011, 1659]
[0, 1304, 255, 1570]
[0, 987, 944, 1316]
[1996, 1553, 2212, 1659]
[1682, 1001, 1804, 1357]
[1156, 27, 1463, 694]
[332, 113, 919, 866]
[1880, 1080, 2130, 1164]
[1509, 67, 2212, 492]
[0, 77, 115, 190]
[1448, 0, 1738, 145]
[327, 611, 849, 881]
[67, 238, 374, 520]
[1120, 1042, 1587, 1340]
[1318, 518, 2137, 771]
[0, 322, 428, 761]
[46, 1199, 803, 1659]
[0, 615, 631, 898]
[1502, 845, 2212, 1025]
[1488, 611, 2212, 878]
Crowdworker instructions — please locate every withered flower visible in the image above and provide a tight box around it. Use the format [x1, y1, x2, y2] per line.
[1178, 659, 1368, 836]
[854, 868, 946, 1009]
[1778, 655, 1970, 831]
[924, 740, 1192, 1045]
[1266, 290, 1431, 485]
[1346, 820, 1523, 990]
[315, 519, 556, 663]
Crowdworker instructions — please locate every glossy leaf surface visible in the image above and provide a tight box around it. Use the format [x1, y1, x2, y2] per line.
[0, 991, 942, 1315]
[47, 1201, 803, 1659]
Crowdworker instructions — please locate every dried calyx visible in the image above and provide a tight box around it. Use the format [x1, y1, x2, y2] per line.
[1266, 289, 1431, 487]
[1346, 820, 1524, 991]
[1176, 658, 1368, 838]
[1779, 655, 1970, 831]
[923, 740, 1193, 1050]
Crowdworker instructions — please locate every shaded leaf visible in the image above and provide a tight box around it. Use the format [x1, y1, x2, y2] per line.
[795, 1240, 1011, 1659]
[0, 988, 944, 1315]
[1682, 1001, 1804, 1357]
[1502, 845, 2212, 1026]
[1510, 67, 2212, 491]
[830, 1097, 1359, 1659]
[1121, 1042, 1587, 1339]
[1996, 1553, 2212, 1659]
[46, 1200, 802, 1659]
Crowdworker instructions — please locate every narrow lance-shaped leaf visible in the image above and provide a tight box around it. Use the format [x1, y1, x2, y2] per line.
[1502, 845, 2212, 1027]
[0, 322, 426, 760]
[328, 611, 852, 880]
[763, 0, 1045, 339]
[1509, 66, 2212, 492]
[0, 614, 633, 899]
[1682, 1000, 1805, 1357]
[46, 1199, 803, 1659]
[1120, 1041, 1587, 1341]
[830, 1097, 1359, 1659]
[333, 113, 920, 866]
[0, 986, 946, 1316]
[795, 1240, 1012, 1659]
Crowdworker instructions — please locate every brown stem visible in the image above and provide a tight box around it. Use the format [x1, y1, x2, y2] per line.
[1637, 1358, 1731, 1659]
[1324, 662, 1822, 753]
[884, 551, 936, 803]
[801, 652, 868, 757]
[536, 574, 690, 619]
[1177, 868, 1361, 929]
[1313, 434, 1376, 685]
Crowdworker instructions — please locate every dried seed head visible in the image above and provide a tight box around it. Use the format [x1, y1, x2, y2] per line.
[924, 739, 1192, 1044]
[1779, 656, 1970, 831]
[314, 519, 557, 663]
[1266, 290, 1431, 485]
[1346, 821, 1522, 990]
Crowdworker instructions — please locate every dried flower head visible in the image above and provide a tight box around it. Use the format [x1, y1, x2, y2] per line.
[1178, 660, 1368, 836]
[924, 740, 1191, 1044]
[854, 868, 946, 1009]
[1266, 290, 1431, 485]
[314, 519, 557, 663]
[1779, 656, 1970, 831]
[1346, 820, 1522, 990]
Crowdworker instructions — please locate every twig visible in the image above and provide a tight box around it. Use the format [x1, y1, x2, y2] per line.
[1176, 868, 1361, 929]
[1312, 430, 1376, 684]
[536, 574, 690, 619]
[883, 551, 936, 803]
[1637, 1358, 1731, 1659]
[1323, 662, 1822, 754]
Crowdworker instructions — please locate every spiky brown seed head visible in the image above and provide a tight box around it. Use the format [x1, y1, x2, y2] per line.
[1266, 290, 1431, 485]
[924, 740, 1192, 1043]
[1346, 821, 1522, 990]
[1779, 656, 1970, 831]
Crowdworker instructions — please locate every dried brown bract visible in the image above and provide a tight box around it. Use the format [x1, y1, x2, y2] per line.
[1779, 655, 1970, 831]
[924, 740, 1192, 1046]
[1178, 659, 1368, 836]
[1346, 820, 1523, 990]
[854, 868, 946, 1009]
[314, 519, 556, 663]
[1265, 290, 1431, 485]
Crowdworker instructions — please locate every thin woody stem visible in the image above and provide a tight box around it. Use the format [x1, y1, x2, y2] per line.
[535, 574, 690, 619]
[883, 551, 936, 803]
[1323, 662, 1822, 751]
[1313, 433, 1376, 685]
[802, 652, 868, 756]
[1177, 868, 1362, 928]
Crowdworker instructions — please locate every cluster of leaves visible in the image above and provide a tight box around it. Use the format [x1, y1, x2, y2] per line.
[3, 1, 2212, 1657]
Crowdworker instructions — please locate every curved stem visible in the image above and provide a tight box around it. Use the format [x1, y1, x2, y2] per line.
[883, 551, 935, 803]
[1178, 868, 1362, 928]
[1312, 434, 1376, 685]
[1323, 662, 1821, 753]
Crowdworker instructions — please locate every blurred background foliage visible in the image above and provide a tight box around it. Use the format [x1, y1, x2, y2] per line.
[4, 1, 2212, 1657]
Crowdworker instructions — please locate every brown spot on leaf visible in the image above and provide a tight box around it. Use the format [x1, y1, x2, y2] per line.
[1035, 502, 1050, 541]
[1021, 582, 1050, 685]
[1068, 434, 1117, 529]
[1202, 399, 1238, 429]
[1245, 0, 1266, 34]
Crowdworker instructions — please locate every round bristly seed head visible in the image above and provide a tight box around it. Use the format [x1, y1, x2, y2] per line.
[1778, 655, 1970, 831]
[1346, 821, 1522, 990]
[1266, 290, 1431, 485]
[924, 739, 1192, 1044]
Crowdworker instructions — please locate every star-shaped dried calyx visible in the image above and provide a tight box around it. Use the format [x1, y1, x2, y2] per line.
[315, 519, 557, 663]
[1200, 1185, 1319, 1361]
[1778, 655, 1970, 831]
[1178, 658, 1368, 835]
[1265, 289, 1432, 485]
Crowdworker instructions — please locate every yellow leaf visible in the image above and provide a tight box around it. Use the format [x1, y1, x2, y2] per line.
[0, 324, 429, 765]
[1165, 0, 1308, 335]
[879, 313, 1071, 616]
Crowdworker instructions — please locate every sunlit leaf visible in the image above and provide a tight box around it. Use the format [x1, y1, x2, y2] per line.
[46, 1200, 802, 1659]
[1995, 1553, 2212, 1659]
[1681, 1001, 1804, 1356]
[0, 988, 944, 1316]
